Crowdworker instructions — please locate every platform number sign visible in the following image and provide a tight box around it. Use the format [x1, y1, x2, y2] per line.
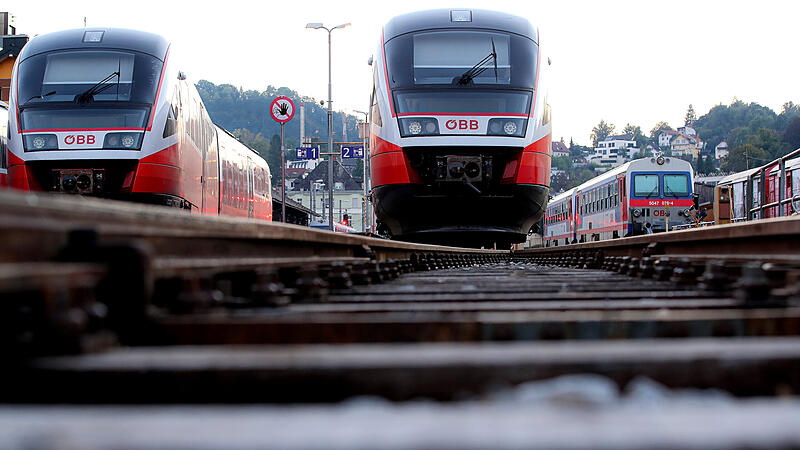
[270, 96, 295, 123]
[341, 145, 364, 159]
[296, 147, 319, 160]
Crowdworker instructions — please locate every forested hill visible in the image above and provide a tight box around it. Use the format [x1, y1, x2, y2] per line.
[195, 80, 363, 150]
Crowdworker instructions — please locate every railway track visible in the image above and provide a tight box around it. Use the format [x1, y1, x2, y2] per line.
[3, 190, 800, 448]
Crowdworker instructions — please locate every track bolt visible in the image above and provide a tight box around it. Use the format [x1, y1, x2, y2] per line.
[734, 262, 772, 304]
[698, 261, 729, 293]
[638, 257, 654, 279]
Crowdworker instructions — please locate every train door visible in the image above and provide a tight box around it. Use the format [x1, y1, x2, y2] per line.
[203, 128, 220, 215]
[575, 190, 583, 242]
[619, 177, 627, 223]
[247, 158, 254, 218]
[767, 175, 776, 218]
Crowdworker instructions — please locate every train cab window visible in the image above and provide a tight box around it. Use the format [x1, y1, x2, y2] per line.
[663, 174, 689, 197]
[633, 174, 659, 197]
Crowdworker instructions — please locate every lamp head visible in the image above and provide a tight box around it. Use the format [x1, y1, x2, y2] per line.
[305, 22, 324, 29]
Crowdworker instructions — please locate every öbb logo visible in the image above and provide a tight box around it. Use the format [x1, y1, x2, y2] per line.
[445, 119, 479, 130]
[64, 135, 96, 145]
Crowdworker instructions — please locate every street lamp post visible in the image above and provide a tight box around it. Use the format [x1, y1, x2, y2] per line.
[306, 21, 350, 231]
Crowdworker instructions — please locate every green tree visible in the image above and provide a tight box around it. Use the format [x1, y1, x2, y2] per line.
[783, 116, 800, 150]
[552, 155, 573, 171]
[590, 120, 615, 147]
[649, 121, 673, 139]
[352, 158, 364, 180]
[623, 123, 647, 154]
[722, 144, 768, 172]
[685, 104, 696, 126]
[693, 100, 778, 153]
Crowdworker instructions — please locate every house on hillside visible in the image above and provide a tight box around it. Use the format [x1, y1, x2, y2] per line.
[658, 129, 704, 159]
[587, 134, 640, 168]
[715, 141, 729, 160]
[552, 141, 570, 158]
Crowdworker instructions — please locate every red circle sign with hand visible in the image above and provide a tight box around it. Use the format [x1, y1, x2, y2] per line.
[270, 96, 295, 123]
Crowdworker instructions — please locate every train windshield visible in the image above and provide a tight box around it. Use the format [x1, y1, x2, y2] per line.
[385, 30, 537, 89]
[663, 174, 690, 197]
[633, 174, 659, 197]
[16, 50, 163, 130]
[20, 107, 149, 130]
[394, 90, 531, 115]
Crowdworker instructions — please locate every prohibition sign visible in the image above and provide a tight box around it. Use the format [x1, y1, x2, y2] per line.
[270, 96, 295, 123]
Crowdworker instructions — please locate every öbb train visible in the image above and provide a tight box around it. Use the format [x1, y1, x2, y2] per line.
[7, 28, 271, 219]
[544, 156, 695, 246]
[369, 9, 551, 247]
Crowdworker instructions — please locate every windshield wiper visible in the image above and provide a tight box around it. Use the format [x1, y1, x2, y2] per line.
[643, 186, 659, 198]
[664, 184, 680, 198]
[75, 70, 120, 104]
[455, 38, 498, 85]
[24, 91, 57, 104]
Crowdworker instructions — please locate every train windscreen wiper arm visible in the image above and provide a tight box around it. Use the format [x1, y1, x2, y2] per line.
[75, 70, 120, 103]
[455, 38, 497, 85]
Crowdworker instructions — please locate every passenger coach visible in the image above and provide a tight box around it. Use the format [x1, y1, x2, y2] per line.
[369, 9, 551, 247]
[544, 156, 695, 246]
[7, 28, 271, 219]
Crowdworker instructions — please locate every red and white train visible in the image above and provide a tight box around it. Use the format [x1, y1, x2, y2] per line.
[369, 9, 551, 247]
[544, 156, 695, 246]
[7, 28, 271, 219]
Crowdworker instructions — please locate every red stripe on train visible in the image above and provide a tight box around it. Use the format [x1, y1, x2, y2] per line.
[629, 199, 694, 207]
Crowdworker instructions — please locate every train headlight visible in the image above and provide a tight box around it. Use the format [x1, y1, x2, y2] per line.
[503, 121, 518, 135]
[121, 135, 136, 148]
[487, 118, 525, 137]
[683, 209, 691, 217]
[22, 134, 58, 151]
[399, 118, 439, 137]
[632, 208, 642, 218]
[103, 133, 143, 150]
[656, 156, 665, 165]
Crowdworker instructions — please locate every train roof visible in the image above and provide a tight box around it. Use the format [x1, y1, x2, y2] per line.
[549, 188, 576, 205]
[19, 28, 170, 62]
[768, 157, 800, 174]
[717, 167, 760, 185]
[574, 162, 631, 192]
[383, 9, 538, 43]
[214, 123, 262, 158]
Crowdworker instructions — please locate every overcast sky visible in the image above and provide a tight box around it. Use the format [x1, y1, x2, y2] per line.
[12, 0, 800, 145]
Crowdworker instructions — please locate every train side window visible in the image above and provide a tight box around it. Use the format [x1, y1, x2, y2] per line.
[370, 77, 382, 127]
